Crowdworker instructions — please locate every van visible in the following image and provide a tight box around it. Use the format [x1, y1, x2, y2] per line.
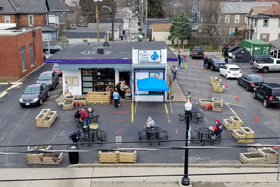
[250, 54, 272, 65]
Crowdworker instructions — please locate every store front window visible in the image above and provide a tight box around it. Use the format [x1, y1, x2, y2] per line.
[81, 68, 115, 93]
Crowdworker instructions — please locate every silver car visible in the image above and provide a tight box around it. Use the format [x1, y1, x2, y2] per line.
[36, 71, 59, 90]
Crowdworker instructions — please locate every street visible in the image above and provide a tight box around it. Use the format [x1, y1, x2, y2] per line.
[0, 54, 280, 168]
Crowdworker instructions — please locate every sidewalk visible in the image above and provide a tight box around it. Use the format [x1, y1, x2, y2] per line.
[1, 165, 280, 187]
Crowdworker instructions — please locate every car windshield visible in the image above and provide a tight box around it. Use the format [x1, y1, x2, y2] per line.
[229, 68, 240, 71]
[52, 64, 59, 68]
[273, 88, 280, 95]
[251, 76, 263, 82]
[38, 73, 51, 80]
[24, 87, 40, 94]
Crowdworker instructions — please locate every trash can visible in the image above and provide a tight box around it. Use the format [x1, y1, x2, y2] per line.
[122, 30, 125, 35]
[121, 35, 124, 40]
[67, 145, 79, 164]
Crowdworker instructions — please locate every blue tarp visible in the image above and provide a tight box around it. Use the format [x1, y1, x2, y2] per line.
[137, 77, 169, 91]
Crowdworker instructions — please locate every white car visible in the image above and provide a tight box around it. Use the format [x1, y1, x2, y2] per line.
[219, 64, 242, 79]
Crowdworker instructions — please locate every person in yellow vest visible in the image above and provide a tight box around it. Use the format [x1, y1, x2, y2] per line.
[187, 92, 192, 103]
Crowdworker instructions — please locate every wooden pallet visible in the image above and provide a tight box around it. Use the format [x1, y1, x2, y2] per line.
[240, 127, 254, 138]
[26, 153, 63, 165]
[198, 99, 213, 107]
[258, 148, 278, 160]
[87, 92, 111, 105]
[62, 100, 74, 110]
[35, 109, 51, 124]
[230, 116, 244, 126]
[99, 151, 119, 163]
[35, 111, 57, 127]
[239, 152, 278, 164]
[119, 151, 137, 163]
[232, 129, 247, 143]
[223, 118, 242, 130]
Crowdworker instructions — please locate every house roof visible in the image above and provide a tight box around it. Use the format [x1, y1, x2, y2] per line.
[11, 0, 48, 14]
[152, 23, 172, 32]
[0, 0, 18, 14]
[47, 0, 69, 12]
[87, 22, 122, 31]
[47, 41, 177, 61]
[270, 38, 280, 48]
[249, 6, 272, 15]
[221, 2, 277, 14]
[67, 32, 107, 38]
[262, 4, 280, 15]
[147, 19, 172, 26]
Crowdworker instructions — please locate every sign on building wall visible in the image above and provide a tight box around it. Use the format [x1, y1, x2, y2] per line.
[65, 76, 79, 87]
[139, 50, 161, 63]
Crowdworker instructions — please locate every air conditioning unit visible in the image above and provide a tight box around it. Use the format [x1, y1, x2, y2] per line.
[55, 23, 59, 27]
[71, 24, 76, 28]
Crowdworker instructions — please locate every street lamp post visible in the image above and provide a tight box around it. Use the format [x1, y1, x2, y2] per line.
[181, 100, 192, 186]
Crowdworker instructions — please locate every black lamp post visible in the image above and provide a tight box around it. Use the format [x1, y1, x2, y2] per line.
[181, 100, 192, 186]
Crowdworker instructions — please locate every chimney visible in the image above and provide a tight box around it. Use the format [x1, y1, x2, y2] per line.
[97, 48, 104, 54]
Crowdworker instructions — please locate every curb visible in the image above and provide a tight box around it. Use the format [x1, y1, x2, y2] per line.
[68, 163, 278, 168]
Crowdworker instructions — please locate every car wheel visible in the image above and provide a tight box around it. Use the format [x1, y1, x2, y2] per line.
[263, 99, 269, 108]
[245, 84, 250, 91]
[262, 67, 268, 73]
[252, 91, 257, 99]
[39, 99, 43, 106]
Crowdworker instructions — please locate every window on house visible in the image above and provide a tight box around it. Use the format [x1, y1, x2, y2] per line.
[20, 46, 26, 72]
[4, 16, 10, 23]
[225, 15, 230, 23]
[235, 15, 240, 23]
[254, 19, 257, 27]
[245, 17, 248, 24]
[28, 15, 33, 26]
[29, 43, 34, 67]
[229, 28, 235, 35]
[263, 19, 269, 27]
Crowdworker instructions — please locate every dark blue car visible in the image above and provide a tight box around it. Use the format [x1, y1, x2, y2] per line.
[207, 58, 226, 71]
[19, 83, 49, 107]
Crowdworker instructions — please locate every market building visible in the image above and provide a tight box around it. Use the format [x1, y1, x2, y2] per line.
[46, 41, 177, 102]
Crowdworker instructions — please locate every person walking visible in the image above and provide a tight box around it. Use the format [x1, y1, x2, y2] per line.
[113, 89, 120, 108]
[204, 56, 209, 68]
[172, 65, 178, 81]
[225, 57, 228, 64]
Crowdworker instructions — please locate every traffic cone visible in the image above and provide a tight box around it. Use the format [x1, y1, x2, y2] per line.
[225, 83, 228, 88]
[198, 65, 200, 68]
[260, 74, 262, 77]
[193, 61, 195, 64]
[254, 116, 258, 122]
[204, 69, 207, 72]
[236, 96, 239, 100]
[275, 146, 278, 150]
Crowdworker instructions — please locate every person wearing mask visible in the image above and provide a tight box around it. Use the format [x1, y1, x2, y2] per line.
[113, 89, 120, 107]
[80, 109, 89, 128]
[172, 65, 178, 81]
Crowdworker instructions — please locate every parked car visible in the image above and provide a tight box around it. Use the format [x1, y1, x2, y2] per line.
[51, 63, 62, 76]
[36, 71, 59, 90]
[19, 83, 49, 107]
[219, 64, 242, 79]
[250, 54, 272, 65]
[237, 74, 264, 91]
[252, 83, 280, 108]
[253, 58, 280, 73]
[190, 46, 204, 59]
[207, 58, 226, 71]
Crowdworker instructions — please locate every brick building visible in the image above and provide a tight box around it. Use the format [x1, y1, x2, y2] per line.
[0, 28, 44, 80]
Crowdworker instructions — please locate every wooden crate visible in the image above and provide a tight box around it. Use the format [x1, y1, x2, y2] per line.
[210, 76, 217, 85]
[217, 85, 225, 93]
[247, 143, 262, 152]
[212, 98, 223, 103]
[258, 148, 278, 160]
[214, 79, 222, 84]
[99, 151, 119, 163]
[198, 99, 213, 107]
[212, 102, 223, 112]
[223, 118, 241, 130]
[230, 116, 244, 126]
[27, 153, 63, 165]
[26, 145, 52, 163]
[240, 127, 255, 139]
[119, 151, 137, 163]
[232, 130, 247, 143]
[35, 109, 51, 124]
[62, 100, 74, 110]
[239, 152, 266, 164]
[39, 111, 57, 127]
[87, 92, 111, 105]
[212, 83, 220, 92]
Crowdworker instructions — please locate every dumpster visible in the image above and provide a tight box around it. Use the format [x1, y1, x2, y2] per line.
[121, 35, 124, 40]
[232, 48, 250, 63]
[242, 40, 271, 56]
[67, 145, 79, 164]
[227, 46, 240, 59]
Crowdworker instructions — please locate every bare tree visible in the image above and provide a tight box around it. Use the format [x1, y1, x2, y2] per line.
[200, 0, 222, 49]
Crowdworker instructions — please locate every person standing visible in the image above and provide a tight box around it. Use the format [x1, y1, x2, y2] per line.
[120, 80, 126, 99]
[225, 57, 228, 64]
[64, 81, 69, 95]
[186, 92, 192, 103]
[172, 65, 178, 81]
[204, 56, 209, 68]
[178, 51, 181, 67]
[80, 109, 89, 128]
[113, 89, 120, 108]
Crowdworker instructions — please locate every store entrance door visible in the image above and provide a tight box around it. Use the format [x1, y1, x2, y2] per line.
[119, 71, 130, 87]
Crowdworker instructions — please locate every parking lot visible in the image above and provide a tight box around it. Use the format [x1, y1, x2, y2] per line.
[0, 53, 280, 168]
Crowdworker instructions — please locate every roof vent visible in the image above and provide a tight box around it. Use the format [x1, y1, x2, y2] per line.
[103, 42, 109, 47]
[97, 48, 104, 54]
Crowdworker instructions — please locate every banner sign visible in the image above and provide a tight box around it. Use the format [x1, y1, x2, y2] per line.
[139, 50, 161, 63]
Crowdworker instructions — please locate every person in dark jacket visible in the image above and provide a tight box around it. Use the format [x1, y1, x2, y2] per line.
[213, 119, 223, 137]
[203, 56, 209, 68]
[225, 57, 228, 64]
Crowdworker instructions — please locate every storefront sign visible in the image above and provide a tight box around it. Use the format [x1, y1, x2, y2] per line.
[139, 50, 161, 63]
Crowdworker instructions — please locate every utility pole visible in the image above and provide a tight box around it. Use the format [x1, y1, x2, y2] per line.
[111, 0, 114, 42]
[96, 4, 100, 42]
[145, 0, 147, 41]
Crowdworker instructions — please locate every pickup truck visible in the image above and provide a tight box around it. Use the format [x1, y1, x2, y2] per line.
[253, 58, 280, 73]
